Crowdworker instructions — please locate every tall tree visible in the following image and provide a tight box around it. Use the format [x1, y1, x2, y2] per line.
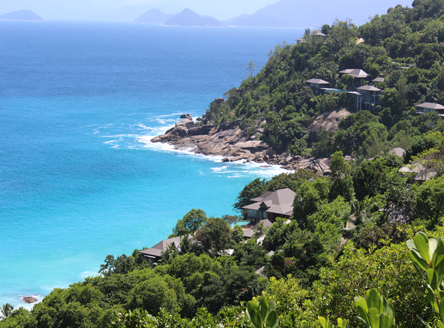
[170, 209, 208, 238]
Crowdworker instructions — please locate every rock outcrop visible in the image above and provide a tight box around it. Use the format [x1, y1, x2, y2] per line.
[22, 296, 38, 304]
[308, 108, 351, 143]
[151, 116, 332, 175]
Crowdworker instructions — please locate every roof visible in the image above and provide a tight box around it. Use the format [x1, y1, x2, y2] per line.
[242, 188, 296, 217]
[244, 219, 273, 238]
[139, 235, 191, 259]
[415, 102, 444, 110]
[339, 69, 368, 78]
[389, 147, 405, 157]
[372, 77, 385, 83]
[306, 78, 330, 84]
[250, 191, 273, 202]
[357, 85, 381, 91]
[296, 30, 326, 43]
[312, 29, 326, 36]
[255, 266, 266, 277]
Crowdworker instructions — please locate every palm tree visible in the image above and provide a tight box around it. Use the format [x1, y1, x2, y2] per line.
[0, 303, 13, 318]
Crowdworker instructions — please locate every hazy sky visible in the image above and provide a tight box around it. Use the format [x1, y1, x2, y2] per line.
[0, 0, 280, 21]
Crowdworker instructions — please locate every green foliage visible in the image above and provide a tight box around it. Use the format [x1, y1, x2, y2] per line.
[260, 275, 309, 317]
[415, 175, 444, 226]
[354, 289, 396, 328]
[406, 232, 444, 327]
[234, 178, 267, 212]
[353, 155, 404, 200]
[110, 308, 157, 328]
[310, 242, 430, 327]
[157, 253, 221, 294]
[0, 304, 13, 318]
[195, 217, 232, 255]
[318, 316, 347, 328]
[99, 249, 150, 276]
[246, 294, 279, 328]
[306, 196, 350, 252]
[194, 266, 267, 314]
[126, 276, 178, 315]
[293, 178, 330, 224]
[169, 209, 208, 238]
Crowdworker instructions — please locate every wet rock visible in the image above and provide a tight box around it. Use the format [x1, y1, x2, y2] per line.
[22, 296, 37, 304]
[180, 113, 192, 119]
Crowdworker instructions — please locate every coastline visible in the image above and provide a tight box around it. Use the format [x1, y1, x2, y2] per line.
[149, 115, 332, 175]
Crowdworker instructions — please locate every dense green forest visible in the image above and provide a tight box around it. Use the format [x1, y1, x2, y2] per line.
[3, 0, 444, 327]
[206, 0, 444, 158]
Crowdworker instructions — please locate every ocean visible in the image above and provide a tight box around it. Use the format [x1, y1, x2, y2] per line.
[0, 20, 303, 308]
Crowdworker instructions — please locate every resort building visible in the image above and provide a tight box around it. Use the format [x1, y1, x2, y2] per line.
[139, 235, 192, 262]
[415, 102, 444, 116]
[339, 69, 369, 90]
[372, 76, 385, 84]
[347, 85, 383, 112]
[297, 29, 327, 43]
[242, 188, 295, 223]
[305, 78, 330, 95]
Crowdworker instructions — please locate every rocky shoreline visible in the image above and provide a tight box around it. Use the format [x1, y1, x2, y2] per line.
[150, 114, 333, 175]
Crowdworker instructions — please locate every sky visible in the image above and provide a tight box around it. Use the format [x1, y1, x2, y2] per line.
[0, 0, 414, 22]
[0, 0, 280, 21]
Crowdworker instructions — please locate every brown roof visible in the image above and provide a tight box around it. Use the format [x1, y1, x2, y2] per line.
[312, 29, 326, 37]
[306, 78, 330, 84]
[357, 85, 381, 92]
[244, 219, 273, 238]
[372, 77, 385, 83]
[415, 102, 444, 110]
[250, 191, 273, 202]
[296, 29, 326, 43]
[243, 188, 296, 217]
[139, 235, 192, 259]
[339, 69, 368, 78]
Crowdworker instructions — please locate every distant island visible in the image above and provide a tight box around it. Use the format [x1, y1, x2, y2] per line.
[134, 8, 224, 27]
[165, 8, 224, 27]
[133, 0, 412, 28]
[133, 8, 173, 24]
[0, 10, 43, 21]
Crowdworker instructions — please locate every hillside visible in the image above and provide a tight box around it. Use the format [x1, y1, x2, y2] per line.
[198, 0, 444, 162]
[0, 10, 43, 21]
[133, 8, 173, 24]
[164, 8, 225, 27]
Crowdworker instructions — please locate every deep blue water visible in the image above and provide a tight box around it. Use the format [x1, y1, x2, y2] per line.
[0, 21, 303, 308]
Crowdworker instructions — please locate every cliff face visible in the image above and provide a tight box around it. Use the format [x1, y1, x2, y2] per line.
[151, 115, 332, 174]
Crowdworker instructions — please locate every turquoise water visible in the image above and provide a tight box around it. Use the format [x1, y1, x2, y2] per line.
[0, 21, 303, 308]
